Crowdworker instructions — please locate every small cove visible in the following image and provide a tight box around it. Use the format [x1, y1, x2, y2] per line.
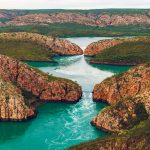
[0, 37, 131, 150]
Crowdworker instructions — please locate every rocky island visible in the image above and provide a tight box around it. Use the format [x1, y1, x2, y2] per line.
[0, 32, 83, 61]
[0, 55, 82, 121]
[84, 37, 150, 65]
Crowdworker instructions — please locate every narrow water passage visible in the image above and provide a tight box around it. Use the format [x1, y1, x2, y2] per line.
[0, 37, 131, 150]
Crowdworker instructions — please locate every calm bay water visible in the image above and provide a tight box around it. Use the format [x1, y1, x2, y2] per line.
[0, 37, 130, 150]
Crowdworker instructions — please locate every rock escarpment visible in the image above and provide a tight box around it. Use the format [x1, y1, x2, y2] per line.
[0, 32, 83, 57]
[0, 55, 82, 121]
[84, 36, 150, 56]
[92, 63, 150, 132]
[0, 77, 35, 121]
[93, 63, 150, 104]
[4, 13, 150, 27]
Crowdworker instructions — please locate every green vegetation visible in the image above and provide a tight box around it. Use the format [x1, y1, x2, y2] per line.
[120, 118, 150, 136]
[0, 40, 56, 61]
[1, 9, 150, 16]
[0, 24, 150, 37]
[92, 41, 150, 64]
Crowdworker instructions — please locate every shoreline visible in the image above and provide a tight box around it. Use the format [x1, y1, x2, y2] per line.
[88, 60, 136, 66]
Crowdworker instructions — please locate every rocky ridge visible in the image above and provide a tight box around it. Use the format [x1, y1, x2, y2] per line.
[0, 55, 82, 121]
[84, 36, 150, 56]
[2, 13, 150, 27]
[0, 32, 83, 56]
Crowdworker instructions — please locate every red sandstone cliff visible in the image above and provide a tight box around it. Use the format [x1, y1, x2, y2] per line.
[0, 77, 36, 121]
[0, 55, 82, 121]
[93, 63, 150, 104]
[91, 63, 150, 132]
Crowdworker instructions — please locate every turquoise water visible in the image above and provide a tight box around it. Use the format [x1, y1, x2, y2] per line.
[0, 37, 131, 150]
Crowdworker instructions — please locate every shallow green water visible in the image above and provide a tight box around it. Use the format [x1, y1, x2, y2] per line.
[0, 37, 131, 150]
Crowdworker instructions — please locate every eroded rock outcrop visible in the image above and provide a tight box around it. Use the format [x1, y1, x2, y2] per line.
[93, 63, 150, 104]
[92, 63, 150, 133]
[0, 32, 83, 56]
[84, 36, 150, 56]
[0, 55, 82, 121]
[92, 92, 150, 132]
[0, 77, 36, 121]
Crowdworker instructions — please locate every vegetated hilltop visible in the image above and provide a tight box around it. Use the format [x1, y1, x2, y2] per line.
[84, 37, 150, 65]
[0, 9, 150, 37]
[69, 63, 150, 150]
[0, 32, 83, 61]
[0, 55, 82, 121]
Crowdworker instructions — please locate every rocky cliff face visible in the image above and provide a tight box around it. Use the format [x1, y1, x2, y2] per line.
[0, 77, 36, 121]
[4, 13, 150, 27]
[84, 37, 150, 56]
[93, 63, 150, 104]
[0, 32, 83, 56]
[50, 38, 83, 55]
[0, 55, 82, 121]
[92, 92, 150, 132]
[92, 63, 150, 133]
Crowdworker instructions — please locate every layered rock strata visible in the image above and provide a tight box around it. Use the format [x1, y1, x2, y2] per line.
[0, 77, 36, 121]
[0, 55, 82, 121]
